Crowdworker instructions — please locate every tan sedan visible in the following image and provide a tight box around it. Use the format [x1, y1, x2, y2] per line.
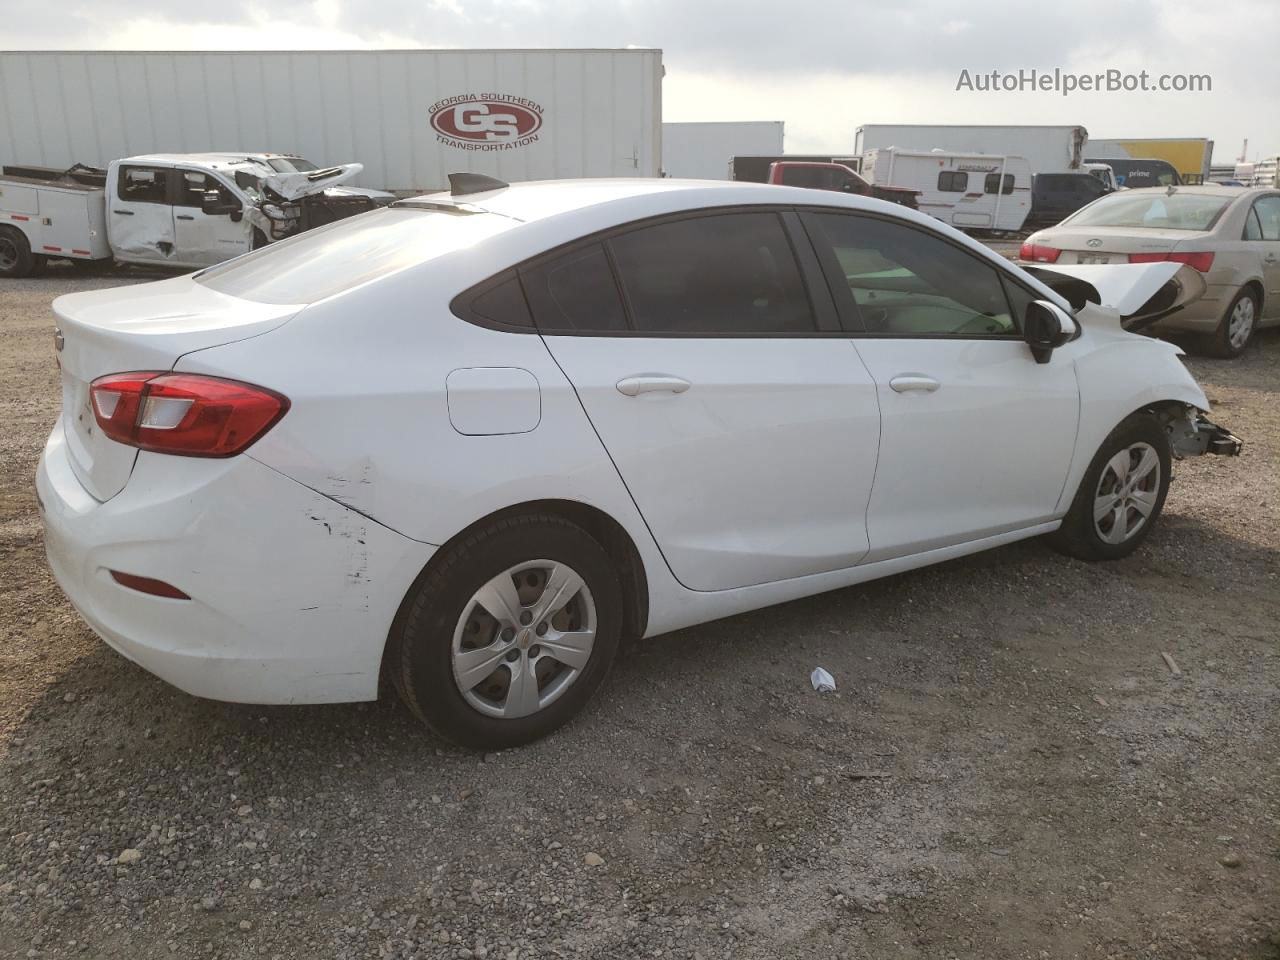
[1019, 186, 1280, 356]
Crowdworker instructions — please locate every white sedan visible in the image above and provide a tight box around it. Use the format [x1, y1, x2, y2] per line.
[36, 175, 1241, 748]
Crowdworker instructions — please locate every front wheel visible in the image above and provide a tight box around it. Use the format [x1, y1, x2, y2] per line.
[390, 514, 622, 749]
[1050, 413, 1172, 561]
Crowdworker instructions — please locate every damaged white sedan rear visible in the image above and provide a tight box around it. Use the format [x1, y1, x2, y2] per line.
[36, 175, 1241, 749]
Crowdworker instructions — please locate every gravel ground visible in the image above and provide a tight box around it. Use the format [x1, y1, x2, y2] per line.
[1, 263, 1278, 960]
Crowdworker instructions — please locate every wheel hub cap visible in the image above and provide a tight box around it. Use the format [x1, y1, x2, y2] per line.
[451, 560, 596, 719]
[1093, 442, 1161, 545]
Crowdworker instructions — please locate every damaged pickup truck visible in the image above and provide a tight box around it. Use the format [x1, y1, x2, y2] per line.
[0, 153, 390, 277]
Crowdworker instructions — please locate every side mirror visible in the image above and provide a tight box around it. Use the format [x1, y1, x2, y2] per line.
[201, 190, 242, 219]
[1024, 300, 1077, 363]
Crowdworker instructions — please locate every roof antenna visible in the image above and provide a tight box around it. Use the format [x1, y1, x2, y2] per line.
[449, 173, 509, 196]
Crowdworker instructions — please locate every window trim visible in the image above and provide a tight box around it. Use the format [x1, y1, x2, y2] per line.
[797, 206, 1033, 341]
[454, 204, 855, 339]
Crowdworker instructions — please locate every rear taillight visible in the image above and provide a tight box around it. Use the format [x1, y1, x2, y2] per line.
[1127, 251, 1216, 272]
[1019, 242, 1061, 263]
[89, 372, 289, 458]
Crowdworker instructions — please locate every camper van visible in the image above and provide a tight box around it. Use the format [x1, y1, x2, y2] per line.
[860, 148, 1032, 232]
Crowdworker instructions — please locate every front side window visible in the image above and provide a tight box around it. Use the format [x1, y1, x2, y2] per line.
[175, 171, 237, 208]
[607, 212, 816, 335]
[807, 212, 1019, 336]
[118, 166, 169, 204]
[1251, 196, 1280, 240]
[938, 171, 968, 192]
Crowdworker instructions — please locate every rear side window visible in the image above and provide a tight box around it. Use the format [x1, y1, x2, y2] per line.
[521, 244, 627, 332]
[453, 271, 534, 329]
[195, 207, 517, 304]
[938, 171, 968, 192]
[118, 166, 169, 204]
[608, 212, 816, 335]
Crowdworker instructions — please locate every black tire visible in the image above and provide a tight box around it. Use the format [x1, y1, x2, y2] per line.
[390, 514, 622, 749]
[1203, 287, 1258, 358]
[1049, 412, 1172, 561]
[0, 226, 36, 278]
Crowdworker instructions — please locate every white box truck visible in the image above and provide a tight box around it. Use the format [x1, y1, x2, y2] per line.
[0, 49, 664, 193]
[854, 124, 1088, 175]
[662, 121, 785, 179]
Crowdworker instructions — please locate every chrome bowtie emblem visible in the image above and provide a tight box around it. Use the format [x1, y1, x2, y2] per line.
[1086, 238, 1103, 248]
[54, 327, 65, 352]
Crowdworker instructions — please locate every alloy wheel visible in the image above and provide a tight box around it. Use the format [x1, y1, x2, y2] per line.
[451, 560, 597, 719]
[1093, 442, 1161, 545]
[1228, 296, 1255, 351]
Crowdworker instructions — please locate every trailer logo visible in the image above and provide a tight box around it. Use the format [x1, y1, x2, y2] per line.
[430, 95, 543, 151]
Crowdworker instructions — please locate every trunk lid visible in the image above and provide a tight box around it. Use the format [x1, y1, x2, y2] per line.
[52, 275, 301, 501]
[1033, 225, 1211, 264]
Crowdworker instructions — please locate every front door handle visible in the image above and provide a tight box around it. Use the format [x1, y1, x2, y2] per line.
[175, 214, 194, 221]
[113, 209, 134, 216]
[616, 374, 692, 397]
[889, 374, 941, 393]
[1265, 253, 1278, 264]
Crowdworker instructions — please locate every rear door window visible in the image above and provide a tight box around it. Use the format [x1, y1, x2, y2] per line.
[607, 212, 817, 335]
[118, 166, 170, 204]
[1252, 196, 1280, 240]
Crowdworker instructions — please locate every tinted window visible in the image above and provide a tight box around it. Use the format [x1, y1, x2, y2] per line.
[938, 171, 968, 192]
[521, 244, 627, 332]
[456, 271, 534, 329]
[808, 213, 1018, 336]
[984, 173, 1014, 195]
[195, 207, 517, 304]
[118, 166, 168, 204]
[1067, 192, 1231, 230]
[608, 213, 815, 335]
[1252, 196, 1280, 240]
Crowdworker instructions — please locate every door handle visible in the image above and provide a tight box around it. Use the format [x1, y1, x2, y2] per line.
[1265, 254, 1278, 264]
[616, 374, 692, 397]
[175, 214, 194, 221]
[889, 374, 940, 393]
[113, 209, 134, 216]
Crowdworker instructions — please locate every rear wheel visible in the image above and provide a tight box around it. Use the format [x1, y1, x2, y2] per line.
[0, 227, 35, 278]
[390, 514, 622, 749]
[1050, 413, 1171, 561]
[1204, 287, 1258, 358]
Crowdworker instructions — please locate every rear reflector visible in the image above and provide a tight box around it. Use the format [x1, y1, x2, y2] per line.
[1128, 251, 1216, 272]
[90, 373, 289, 458]
[110, 570, 191, 599]
[1019, 242, 1061, 263]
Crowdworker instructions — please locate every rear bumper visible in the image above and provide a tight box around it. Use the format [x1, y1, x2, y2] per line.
[36, 420, 434, 704]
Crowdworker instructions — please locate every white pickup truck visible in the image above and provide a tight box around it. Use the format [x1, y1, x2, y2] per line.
[0, 153, 389, 278]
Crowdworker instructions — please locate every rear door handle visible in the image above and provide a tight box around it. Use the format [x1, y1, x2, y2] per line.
[113, 209, 134, 216]
[175, 214, 194, 221]
[889, 374, 940, 393]
[616, 374, 692, 397]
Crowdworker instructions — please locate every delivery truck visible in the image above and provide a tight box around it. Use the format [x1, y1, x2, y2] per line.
[1085, 138, 1213, 183]
[0, 153, 379, 277]
[854, 124, 1088, 175]
[0, 49, 663, 194]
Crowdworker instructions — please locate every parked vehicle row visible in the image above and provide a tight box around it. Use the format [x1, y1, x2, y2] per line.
[38, 174, 1240, 748]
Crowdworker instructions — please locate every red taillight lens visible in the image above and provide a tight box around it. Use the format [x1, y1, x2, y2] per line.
[1127, 251, 1215, 272]
[89, 373, 289, 458]
[1019, 242, 1061, 263]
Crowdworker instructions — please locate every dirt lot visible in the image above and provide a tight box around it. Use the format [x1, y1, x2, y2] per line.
[1, 264, 1277, 960]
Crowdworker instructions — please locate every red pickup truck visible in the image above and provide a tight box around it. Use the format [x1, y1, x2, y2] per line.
[768, 161, 919, 209]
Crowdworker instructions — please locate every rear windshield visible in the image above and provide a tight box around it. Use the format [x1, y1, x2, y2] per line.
[1065, 192, 1230, 231]
[194, 206, 515, 304]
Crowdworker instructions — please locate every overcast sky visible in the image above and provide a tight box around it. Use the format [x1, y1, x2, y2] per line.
[2, 0, 1276, 163]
